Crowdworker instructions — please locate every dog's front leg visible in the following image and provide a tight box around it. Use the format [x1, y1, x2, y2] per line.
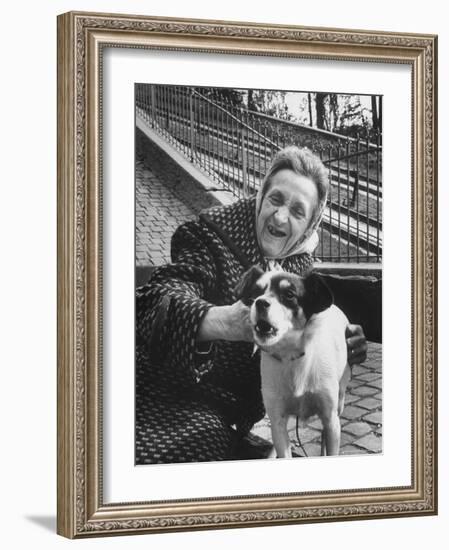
[269, 412, 292, 458]
[338, 364, 351, 416]
[321, 411, 341, 456]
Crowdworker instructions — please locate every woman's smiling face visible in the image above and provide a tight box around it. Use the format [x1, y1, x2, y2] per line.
[256, 169, 318, 258]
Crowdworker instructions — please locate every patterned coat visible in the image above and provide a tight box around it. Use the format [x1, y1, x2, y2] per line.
[136, 197, 314, 463]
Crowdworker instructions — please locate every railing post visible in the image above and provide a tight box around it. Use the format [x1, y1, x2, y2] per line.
[150, 85, 156, 128]
[241, 119, 248, 196]
[190, 89, 196, 161]
[164, 87, 169, 130]
[350, 170, 359, 207]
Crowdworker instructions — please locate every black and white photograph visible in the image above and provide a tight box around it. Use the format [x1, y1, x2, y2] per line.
[134, 84, 382, 465]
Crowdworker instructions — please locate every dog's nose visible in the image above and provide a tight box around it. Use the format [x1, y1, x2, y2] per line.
[255, 298, 270, 312]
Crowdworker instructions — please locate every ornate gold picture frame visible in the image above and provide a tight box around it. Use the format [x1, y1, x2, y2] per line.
[57, 11, 437, 538]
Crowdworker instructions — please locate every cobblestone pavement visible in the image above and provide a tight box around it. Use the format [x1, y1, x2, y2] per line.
[136, 150, 382, 456]
[136, 156, 201, 267]
[251, 341, 382, 456]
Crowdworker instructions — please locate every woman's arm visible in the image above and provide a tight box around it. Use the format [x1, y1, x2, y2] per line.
[136, 220, 220, 380]
[137, 219, 254, 381]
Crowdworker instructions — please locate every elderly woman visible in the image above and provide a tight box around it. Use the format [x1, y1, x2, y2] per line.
[136, 146, 367, 464]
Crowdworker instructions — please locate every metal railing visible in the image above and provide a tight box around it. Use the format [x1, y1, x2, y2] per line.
[136, 84, 382, 263]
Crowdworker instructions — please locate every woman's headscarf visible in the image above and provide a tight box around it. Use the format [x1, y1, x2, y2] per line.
[255, 146, 329, 261]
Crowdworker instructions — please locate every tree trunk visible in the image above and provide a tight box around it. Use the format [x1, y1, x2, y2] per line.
[315, 92, 327, 130]
[371, 95, 379, 133]
[248, 89, 257, 111]
[378, 96, 383, 137]
[329, 94, 338, 132]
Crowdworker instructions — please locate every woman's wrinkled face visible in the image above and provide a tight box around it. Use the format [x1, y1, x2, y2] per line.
[256, 169, 318, 258]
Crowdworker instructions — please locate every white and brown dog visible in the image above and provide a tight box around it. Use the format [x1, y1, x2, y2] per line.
[236, 266, 351, 458]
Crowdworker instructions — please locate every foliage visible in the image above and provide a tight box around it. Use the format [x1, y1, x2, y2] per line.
[197, 87, 381, 138]
[245, 90, 294, 121]
[196, 87, 245, 107]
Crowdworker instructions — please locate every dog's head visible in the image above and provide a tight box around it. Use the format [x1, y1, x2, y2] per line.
[235, 266, 333, 348]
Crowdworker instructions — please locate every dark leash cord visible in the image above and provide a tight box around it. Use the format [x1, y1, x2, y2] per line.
[295, 416, 309, 457]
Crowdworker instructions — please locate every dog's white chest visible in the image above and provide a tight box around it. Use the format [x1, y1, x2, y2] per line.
[260, 354, 318, 419]
[260, 305, 348, 421]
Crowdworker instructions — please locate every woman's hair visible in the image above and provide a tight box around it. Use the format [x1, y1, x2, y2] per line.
[260, 145, 329, 206]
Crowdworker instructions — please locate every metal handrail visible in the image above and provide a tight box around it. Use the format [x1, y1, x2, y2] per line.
[193, 90, 280, 150]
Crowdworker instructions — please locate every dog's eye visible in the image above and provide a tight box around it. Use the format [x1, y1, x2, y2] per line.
[283, 289, 297, 302]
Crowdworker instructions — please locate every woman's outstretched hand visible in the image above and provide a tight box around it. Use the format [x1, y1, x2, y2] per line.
[198, 302, 254, 343]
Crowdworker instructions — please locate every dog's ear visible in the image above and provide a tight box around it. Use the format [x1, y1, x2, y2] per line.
[234, 265, 264, 305]
[302, 272, 333, 318]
